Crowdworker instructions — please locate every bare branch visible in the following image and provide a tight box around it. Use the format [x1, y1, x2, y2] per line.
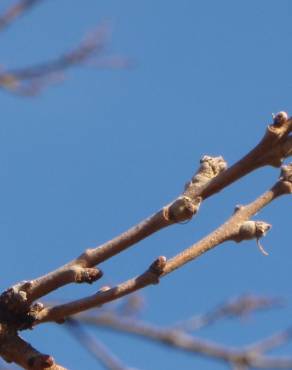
[32, 164, 292, 324]
[33, 256, 167, 324]
[163, 164, 292, 275]
[0, 115, 291, 368]
[7, 114, 291, 309]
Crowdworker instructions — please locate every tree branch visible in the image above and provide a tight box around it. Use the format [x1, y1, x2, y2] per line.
[32, 164, 292, 324]
[8, 113, 291, 309]
[0, 326, 66, 369]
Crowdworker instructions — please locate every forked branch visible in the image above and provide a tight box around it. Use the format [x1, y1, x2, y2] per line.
[32, 163, 292, 324]
[7, 113, 291, 310]
[0, 114, 291, 370]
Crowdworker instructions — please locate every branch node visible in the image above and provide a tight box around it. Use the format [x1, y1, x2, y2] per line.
[0, 285, 32, 328]
[75, 267, 103, 284]
[184, 155, 227, 197]
[164, 196, 202, 223]
[27, 302, 45, 326]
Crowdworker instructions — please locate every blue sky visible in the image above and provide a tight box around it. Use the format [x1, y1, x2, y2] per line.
[0, 1, 292, 369]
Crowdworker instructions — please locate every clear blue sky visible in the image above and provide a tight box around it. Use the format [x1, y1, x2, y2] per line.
[0, 1, 292, 369]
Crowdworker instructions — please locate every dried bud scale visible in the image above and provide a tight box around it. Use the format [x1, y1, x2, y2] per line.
[232, 221, 271, 256]
[185, 155, 227, 196]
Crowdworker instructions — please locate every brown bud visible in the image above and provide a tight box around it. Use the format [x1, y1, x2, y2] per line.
[280, 163, 292, 183]
[149, 256, 167, 275]
[272, 111, 288, 126]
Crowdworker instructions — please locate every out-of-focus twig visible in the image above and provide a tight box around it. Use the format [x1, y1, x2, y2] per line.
[172, 294, 282, 331]
[232, 365, 249, 370]
[75, 311, 292, 369]
[0, 0, 41, 31]
[0, 24, 129, 95]
[246, 328, 292, 354]
[65, 319, 134, 370]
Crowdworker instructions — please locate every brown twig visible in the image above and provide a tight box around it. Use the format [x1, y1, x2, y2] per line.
[1, 115, 291, 369]
[33, 256, 167, 324]
[163, 162, 292, 275]
[10, 156, 226, 306]
[0, 324, 66, 369]
[8, 113, 292, 309]
[73, 311, 292, 369]
[32, 164, 292, 324]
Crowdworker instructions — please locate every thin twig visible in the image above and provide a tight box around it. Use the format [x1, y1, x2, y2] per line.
[246, 328, 292, 354]
[0, 25, 118, 95]
[0, 0, 41, 31]
[65, 319, 133, 370]
[74, 311, 292, 369]
[172, 294, 282, 331]
[162, 183, 282, 275]
[34, 256, 167, 323]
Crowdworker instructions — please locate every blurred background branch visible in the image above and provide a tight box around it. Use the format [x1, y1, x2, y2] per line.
[0, 0, 41, 31]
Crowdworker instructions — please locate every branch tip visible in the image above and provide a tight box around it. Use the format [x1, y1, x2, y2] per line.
[27, 354, 55, 369]
[272, 111, 288, 126]
[149, 256, 167, 277]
